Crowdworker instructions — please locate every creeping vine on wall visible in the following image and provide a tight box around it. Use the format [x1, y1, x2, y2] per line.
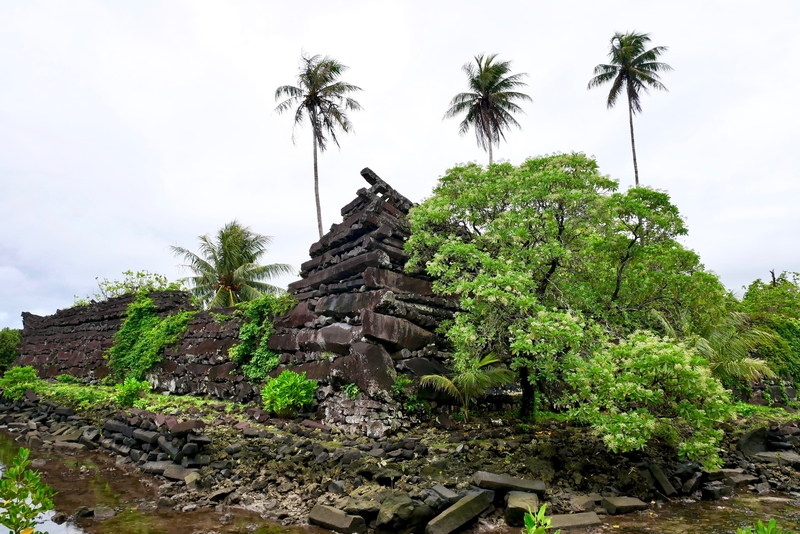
[229, 294, 295, 383]
[106, 292, 195, 381]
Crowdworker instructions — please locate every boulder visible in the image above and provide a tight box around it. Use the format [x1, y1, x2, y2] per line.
[752, 451, 800, 467]
[376, 492, 435, 534]
[472, 471, 546, 497]
[141, 461, 173, 475]
[309, 505, 367, 534]
[162, 465, 197, 482]
[504, 491, 539, 527]
[601, 497, 649, 515]
[738, 427, 769, 456]
[330, 342, 397, 396]
[424, 491, 492, 534]
[92, 504, 116, 520]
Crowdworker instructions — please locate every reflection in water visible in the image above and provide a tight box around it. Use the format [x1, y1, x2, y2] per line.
[1, 427, 798, 534]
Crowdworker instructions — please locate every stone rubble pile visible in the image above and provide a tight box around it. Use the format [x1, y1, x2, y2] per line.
[268, 168, 458, 436]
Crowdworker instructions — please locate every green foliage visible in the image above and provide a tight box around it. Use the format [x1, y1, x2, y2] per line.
[44, 383, 115, 409]
[737, 519, 794, 534]
[115, 377, 151, 407]
[564, 331, 733, 467]
[0, 448, 55, 534]
[392, 375, 413, 397]
[742, 271, 800, 319]
[343, 383, 360, 400]
[241, 352, 280, 383]
[443, 54, 531, 164]
[261, 370, 317, 418]
[0, 328, 20, 372]
[522, 504, 560, 534]
[107, 293, 195, 381]
[407, 154, 728, 415]
[229, 294, 294, 383]
[751, 314, 800, 386]
[0, 367, 43, 402]
[55, 374, 80, 384]
[421, 352, 514, 421]
[73, 270, 182, 306]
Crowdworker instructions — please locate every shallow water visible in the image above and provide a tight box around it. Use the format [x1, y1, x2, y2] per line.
[2, 428, 799, 534]
[0, 430, 311, 534]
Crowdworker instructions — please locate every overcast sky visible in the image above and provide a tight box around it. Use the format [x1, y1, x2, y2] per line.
[1, 1, 798, 329]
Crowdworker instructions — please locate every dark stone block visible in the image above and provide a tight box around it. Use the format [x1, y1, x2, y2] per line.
[330, 342, 396, 396]
[362, 267, 433, 296]
[361, 310, 436, 351]
[316, 291, 388, 319]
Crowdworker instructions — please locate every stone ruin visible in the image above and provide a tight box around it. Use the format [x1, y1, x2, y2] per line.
[268, 168, 457, 436]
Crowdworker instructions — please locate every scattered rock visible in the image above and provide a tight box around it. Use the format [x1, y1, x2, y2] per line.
[309, 504, 367, 534]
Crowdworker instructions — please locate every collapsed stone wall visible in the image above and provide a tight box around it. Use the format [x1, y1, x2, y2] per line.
[267, 168, 457, 436]
[16, 293, 255, 402]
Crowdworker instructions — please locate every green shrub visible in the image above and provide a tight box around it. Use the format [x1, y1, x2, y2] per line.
[523, 504, 560, 534]
[0, 328, 20, 372]
[115, 377, 151, 407]
[343, 383, 360, 400]
[107, 293, 195, 381]
[73, 270, 183, 306]
[0, 366, 43, 402]
[564, 331, 734, 468]
[737, 519, 794, 534]
[261, 370, 317, 418]
[742, 271, 800, 319]
[55, 374, 80, 384]
[241, 351, 280, 383]
[0, 447, 55, 534]
[752, 314, 800, 387]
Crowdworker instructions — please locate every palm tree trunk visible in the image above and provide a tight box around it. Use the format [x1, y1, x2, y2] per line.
[312, 132, 323, 238]
[488, 141, 493, 166]
[628, 97, 640, 187]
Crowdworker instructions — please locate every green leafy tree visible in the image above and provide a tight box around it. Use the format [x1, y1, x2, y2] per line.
[0, 328, 20, 372]
[421, 353, 514, 421]
[73, 270, 182, 306]
[172, 220, 293, 308]
[275, 53, 363, 238]
[444, 54, 531, 165]
[407, 154, 727, 415]
[588, 31, 672, 186]
[0, 448, 55, 534]
[742, 271, 800, 319]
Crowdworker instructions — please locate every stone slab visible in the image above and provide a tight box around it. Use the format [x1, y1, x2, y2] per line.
[752, 451, 800, 467]
[504, 491, 539, 527]
[361, 309, 437, 351]
[649, 465, 677, 496]
[309, 504, 367, 534]
[472, 471, 546, 497]
[162, 465, 197, 482]
[548, 512, 602, 529]
[424, 491, 492, 534]
[601, 497, 649, 515]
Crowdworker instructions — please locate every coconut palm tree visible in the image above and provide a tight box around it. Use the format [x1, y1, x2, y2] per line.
[275, 53, 363, 238]
[444, 54, 531, 165]
[656, 311, 777, 384]
[588, 32, 672, 186]
[171, 220, 293, 308]
[421, 352, 515, 421]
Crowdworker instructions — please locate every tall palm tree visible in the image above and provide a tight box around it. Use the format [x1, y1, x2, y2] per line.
[588, 32, 672, 186]
[444, 54, 531, 165]
[171, 220, 293, 308]
[275, 53, 363, 238]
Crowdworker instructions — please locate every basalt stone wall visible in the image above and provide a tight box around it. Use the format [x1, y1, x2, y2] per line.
[16, 291, 192, 380]
[15, 292, 254, 401]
